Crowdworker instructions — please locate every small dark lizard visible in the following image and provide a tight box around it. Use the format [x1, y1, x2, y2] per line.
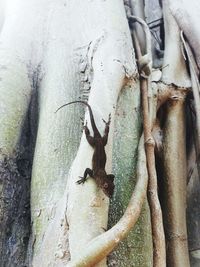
[56, 101, 115, 198]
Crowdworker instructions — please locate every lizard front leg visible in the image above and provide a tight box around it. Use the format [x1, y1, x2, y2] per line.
[76, 168, 93, 184]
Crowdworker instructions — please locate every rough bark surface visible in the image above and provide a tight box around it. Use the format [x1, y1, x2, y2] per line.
[0, 0, 200, 266]
[108, 83, 152, 267]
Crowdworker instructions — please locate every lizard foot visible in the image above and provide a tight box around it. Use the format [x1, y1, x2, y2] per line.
[102, 113, 111, 126]
[76, 176, 87, 184]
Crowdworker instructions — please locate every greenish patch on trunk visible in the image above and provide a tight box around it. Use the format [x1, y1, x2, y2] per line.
[108, 83, 153, 267]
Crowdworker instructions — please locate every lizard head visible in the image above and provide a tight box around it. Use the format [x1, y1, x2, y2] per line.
[102, 174, 115, 198]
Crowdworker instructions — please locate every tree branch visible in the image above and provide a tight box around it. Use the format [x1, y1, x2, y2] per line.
[162, 95, 190, 267]
[130, 15, 166, 267]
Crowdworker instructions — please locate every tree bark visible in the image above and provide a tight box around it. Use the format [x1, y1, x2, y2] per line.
[163, 96, 190, 267]
[1, 0, 200, 266]
[29, 0, 137, 266]
[0, 1, 33, 262]
[108, 83, 152, 267]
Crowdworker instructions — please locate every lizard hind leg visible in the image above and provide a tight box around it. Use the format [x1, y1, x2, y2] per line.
[102, 113, 111, 146]
[84, 122, 95, 147]
[102, 113, 111, 126]
[76, 168, 93, 184]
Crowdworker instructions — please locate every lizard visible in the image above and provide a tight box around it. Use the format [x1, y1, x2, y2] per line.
[55, 100, 115, 198]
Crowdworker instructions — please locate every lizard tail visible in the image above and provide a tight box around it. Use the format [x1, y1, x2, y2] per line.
[55, 100, 100, 136]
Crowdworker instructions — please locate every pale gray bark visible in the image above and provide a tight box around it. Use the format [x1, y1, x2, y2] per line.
[0, 0, 200, 266]
[0, 0, 5, 32]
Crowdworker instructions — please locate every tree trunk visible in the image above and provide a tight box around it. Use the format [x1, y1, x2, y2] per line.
[0, 0, 200, 266]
